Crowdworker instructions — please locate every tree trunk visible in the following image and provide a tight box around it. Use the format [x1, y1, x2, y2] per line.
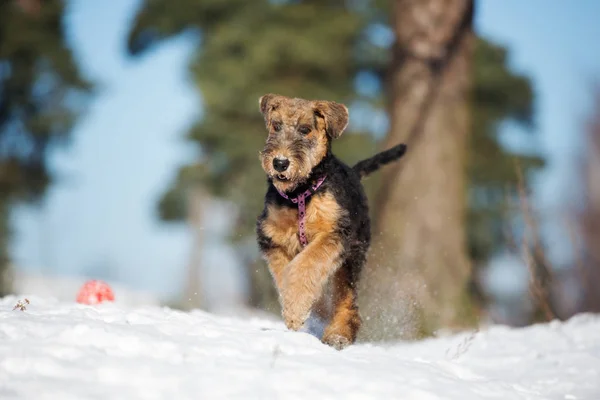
[359, 0, 475, 341]
[577, 90, 600, 312]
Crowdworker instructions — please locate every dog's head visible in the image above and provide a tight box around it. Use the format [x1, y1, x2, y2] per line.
[258, 93, 348, 192]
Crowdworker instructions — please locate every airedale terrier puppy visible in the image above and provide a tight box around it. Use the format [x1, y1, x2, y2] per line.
[256, 94, 407, 350]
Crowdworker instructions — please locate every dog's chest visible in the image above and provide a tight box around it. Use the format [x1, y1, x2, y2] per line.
[262, 192, 342, 257]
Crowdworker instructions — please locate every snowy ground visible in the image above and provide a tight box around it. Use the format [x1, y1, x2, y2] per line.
[0, 295, 599, 400]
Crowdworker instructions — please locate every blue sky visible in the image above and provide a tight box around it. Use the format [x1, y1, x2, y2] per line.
[10, 0, 600, 301]
[476, 0, 600, 267]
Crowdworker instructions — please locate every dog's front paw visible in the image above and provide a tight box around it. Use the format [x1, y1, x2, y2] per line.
[282, 297, 311, 331]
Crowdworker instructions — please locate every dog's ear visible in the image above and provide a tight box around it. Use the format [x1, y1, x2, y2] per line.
[313, 100, 349, 139]
[258, 93, 280, 122]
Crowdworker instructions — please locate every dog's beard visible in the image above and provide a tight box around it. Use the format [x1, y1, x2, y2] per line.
[260, 150, 318, 193]
[260, 135, 328, 192]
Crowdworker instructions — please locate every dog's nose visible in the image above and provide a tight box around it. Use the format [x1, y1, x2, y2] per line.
[273, 158, 290, 172]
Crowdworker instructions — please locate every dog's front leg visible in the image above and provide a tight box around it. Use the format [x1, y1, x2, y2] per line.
[262, 246, 292, 298]
[281, 233, 343, 331]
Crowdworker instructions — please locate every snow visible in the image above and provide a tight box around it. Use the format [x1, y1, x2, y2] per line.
[1, 295, 599, 400]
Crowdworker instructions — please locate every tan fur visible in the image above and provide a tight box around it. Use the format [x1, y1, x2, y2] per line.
[261, 204, 302, 257]
[322, 268, 361, 348]
[281, 234, 344, 331]
[304, 192, 341, 242]
[313, 117, 329, 168]
[261, 192, 346, 331]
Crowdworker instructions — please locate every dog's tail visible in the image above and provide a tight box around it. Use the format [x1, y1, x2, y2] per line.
[352, 143, 407, 179]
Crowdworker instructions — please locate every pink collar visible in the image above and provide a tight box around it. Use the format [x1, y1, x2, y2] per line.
[274, 175, 327, 247]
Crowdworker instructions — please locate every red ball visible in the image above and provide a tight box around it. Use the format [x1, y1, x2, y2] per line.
[76, 280, 115, 305]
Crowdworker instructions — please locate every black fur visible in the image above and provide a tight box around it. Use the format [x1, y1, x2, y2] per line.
[352, 143, 407, 179]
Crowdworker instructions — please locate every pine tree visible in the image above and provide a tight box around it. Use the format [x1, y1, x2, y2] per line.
[128, 0, 544, 326]
[127, 0, 383, 311]
[0, 0, 92, 295]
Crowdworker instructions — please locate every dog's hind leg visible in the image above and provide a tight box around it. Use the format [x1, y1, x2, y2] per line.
[321, 268, 361, 350]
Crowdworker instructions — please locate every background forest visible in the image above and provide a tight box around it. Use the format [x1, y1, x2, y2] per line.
[2, 0, 600, 342]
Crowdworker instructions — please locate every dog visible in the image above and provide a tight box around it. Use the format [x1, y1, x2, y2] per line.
[255, 94, 407, 349]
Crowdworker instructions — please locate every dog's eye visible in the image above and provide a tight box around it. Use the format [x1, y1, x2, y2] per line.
[272, 121, 282, 132]
[299, 126, 311, 135]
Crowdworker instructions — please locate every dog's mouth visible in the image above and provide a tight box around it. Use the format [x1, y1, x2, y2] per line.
[275, 174, 289, 182]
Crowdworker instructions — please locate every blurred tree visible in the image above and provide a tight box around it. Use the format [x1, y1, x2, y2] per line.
[359, 0, 476, 340]
[574, 88, 600, 313]
[127, 0, 383, 312]
[0, 0, 91, 296]
[359, 0, 545, 340]
[128, 0, 544, 329]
